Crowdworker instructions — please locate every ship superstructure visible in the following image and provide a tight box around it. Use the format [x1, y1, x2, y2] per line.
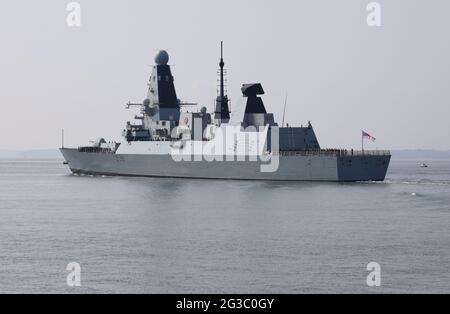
[61, 44, 390, 181]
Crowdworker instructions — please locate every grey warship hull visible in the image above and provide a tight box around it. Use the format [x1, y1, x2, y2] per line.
[60, 148, 391, 182]
[61, 46, 391, 182]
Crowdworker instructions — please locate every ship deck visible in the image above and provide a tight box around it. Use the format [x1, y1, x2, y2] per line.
[275, 149, 389, 157]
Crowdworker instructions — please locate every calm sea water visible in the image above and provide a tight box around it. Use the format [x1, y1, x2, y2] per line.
[0, 158, 449, 293]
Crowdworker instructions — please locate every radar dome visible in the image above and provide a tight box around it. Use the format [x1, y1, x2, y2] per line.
[155, 50, 169, 65]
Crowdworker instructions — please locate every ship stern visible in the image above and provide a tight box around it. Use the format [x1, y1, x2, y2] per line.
[336, 152, 391, 182]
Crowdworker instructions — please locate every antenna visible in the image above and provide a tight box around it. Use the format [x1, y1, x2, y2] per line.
[61, 128, 64, 148]
[219, 41, 225, 101]
[282, 93, 288, 127]
[214, 41, 230, 124]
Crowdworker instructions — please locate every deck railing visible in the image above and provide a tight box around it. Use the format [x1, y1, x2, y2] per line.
[278, 149, 390, 157]
[78, 147, 113, 153]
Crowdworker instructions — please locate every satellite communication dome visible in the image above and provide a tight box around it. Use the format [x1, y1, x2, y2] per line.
[155, 50, 169, 65]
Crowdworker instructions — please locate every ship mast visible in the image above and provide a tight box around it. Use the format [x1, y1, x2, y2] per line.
[219, 42, 225, 103]
[214, 41, 230, 125]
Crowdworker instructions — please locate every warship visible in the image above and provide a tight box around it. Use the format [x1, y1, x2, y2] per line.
[60, 43, 391, 181]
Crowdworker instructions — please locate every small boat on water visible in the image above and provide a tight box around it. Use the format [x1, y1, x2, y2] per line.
[420, 163, 428, 168]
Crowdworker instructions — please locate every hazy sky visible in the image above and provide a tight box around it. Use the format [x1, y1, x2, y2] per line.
[1, 0, 449, 150]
